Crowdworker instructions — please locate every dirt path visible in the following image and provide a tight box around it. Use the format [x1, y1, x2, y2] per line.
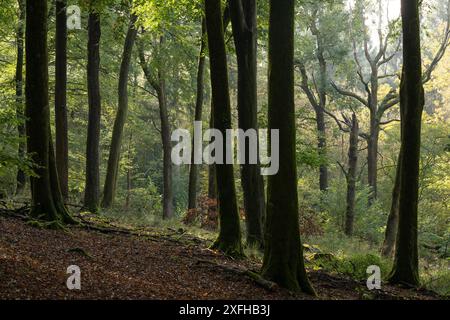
[0, 215, 441, 300]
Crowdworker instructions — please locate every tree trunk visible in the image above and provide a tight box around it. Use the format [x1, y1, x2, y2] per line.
[381, 152, 401, 257]
[367, 113, 379, 203]
[205, 0, 243, 257]
[156, 67, 174, 220]
[230, 0, 265, 248]
[15, 0, 26, 194]
[208, 108, 217, 203]
[188, 19, 207, 211]
[261, 0, 315, 295]
[102, 13, 138, 208]
[55, 0, 69, 199]
[84, 11, 102, 213]
[310, 16, 328, 192]
[25, 0, 74, 224]
[316, 108, 328, 191]
[388, 0, 424, 287]
[344, 114, 359, 236]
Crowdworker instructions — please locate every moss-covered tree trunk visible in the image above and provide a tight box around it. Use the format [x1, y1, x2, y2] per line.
[15, 0, 26, 194]
[230, 0, 265, 248]
[387, 0, 424, 287]
[55, 0, 69, 199]
[188, 18, 207, 211]
[102, 13, 138, 208]
[205, 0, 243, 257]
[84, 10, 102, 213]
[261, 0, 315, 295]
[25, 0, 74, 224]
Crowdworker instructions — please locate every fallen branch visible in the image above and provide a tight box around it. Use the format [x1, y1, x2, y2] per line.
[196, 258, 277, 291]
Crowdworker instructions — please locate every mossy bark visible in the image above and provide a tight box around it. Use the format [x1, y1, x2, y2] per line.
[261, 0, 315, 295]
[205, 0, 243, 257]
[230, 0, 265, 248]
[25, 0, 74, 225]
[387, 0, 424, 287]
[84, 11, 102, 213]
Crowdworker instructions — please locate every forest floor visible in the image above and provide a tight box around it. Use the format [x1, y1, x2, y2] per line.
[0, 213, 443, 300]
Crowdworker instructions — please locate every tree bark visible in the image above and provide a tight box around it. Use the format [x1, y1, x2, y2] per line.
[25, 0, 74, 224]
[205, 0, 243, 257]
[344, 114, 359, 236]
[102, 13, 138, 209]
[388, 0, 424, 287]
[84, 11, 102, 212]
[15, 0, 26, 194]
[261, 0, 315, 295]
[229, 0, 265, 247]
[188, 19, 207, 211]
[381, 152, 401, 257]
[156, 66, 174, 220]
[55, 0, 69, 199]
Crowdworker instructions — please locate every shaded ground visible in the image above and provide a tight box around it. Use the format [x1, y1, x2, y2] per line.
[0, 214, 442, 300]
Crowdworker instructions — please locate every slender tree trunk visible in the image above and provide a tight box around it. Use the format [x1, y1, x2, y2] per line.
[25, 0, 74, 224]
[15, 0, 26, 194]
[205, 0, 243, 257]
[102, 13, 138, 208]
[381, 153, 401, 257]
[316, 108, 328, 191]
[261, 0, 315, 295]
[188, 19, 207, 211]
[156, 67, 174, 219]
[84, 11, 102, 212]
[208, 108, 217, 203]
[230, 0, 265, 247]
[55, 0, 69, 199]
[388, 0, 424, 287]
[344, 114, 359, 236]
[125, 132, 133, 209]
[310, 16, 328, 192]
[367, 113, 379, 203]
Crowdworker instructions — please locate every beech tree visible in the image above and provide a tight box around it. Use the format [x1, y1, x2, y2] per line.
[204, 0, 243, 256]
[229, 0, 265, 247]
[25, 0, 74, 224]
[102, 12, 138, 209]
[55, 0, 69, 199]
[84, 7, 102, 212]
[261, 0, 314, 294]
[387, 0, 425, 286]
[15, 0, 25, 194]
[187, 18, 207, 211]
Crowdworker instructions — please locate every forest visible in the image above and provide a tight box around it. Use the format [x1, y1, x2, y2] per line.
[0, 0, 449, 302]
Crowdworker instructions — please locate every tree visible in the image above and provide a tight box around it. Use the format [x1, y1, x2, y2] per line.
[55, 0, 69, 199]
[261, 0, 314, 294]
[204, 0, 243, 256]
[102, 12, 138, 209]
[84, 8, 102, 212]
[387, 0, 425, 287]
[229, 0, 265, 247]
[187, 18, 207, 211]
[382, 0, 450, 257]
[25, 0, 74, 224]
[138, 35, 175, 220]
[15, 0, 26, 194]
[333, 0, 450, 203]
[340, 114, 359, 236]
